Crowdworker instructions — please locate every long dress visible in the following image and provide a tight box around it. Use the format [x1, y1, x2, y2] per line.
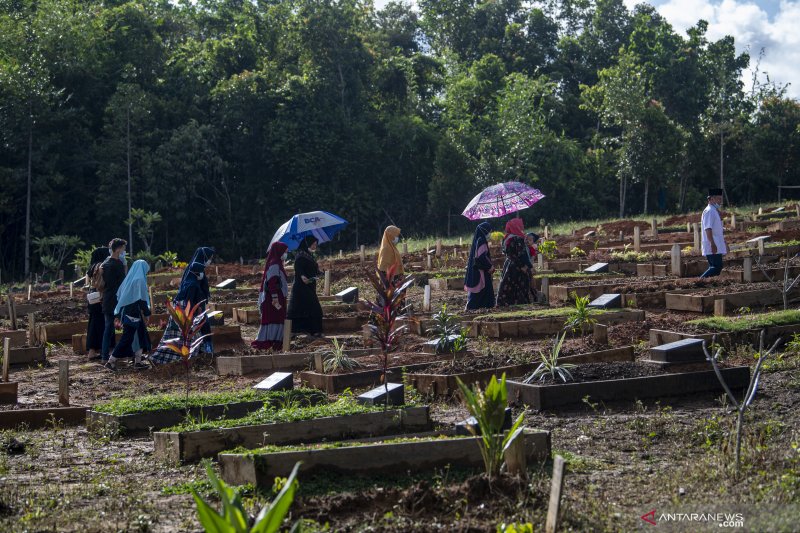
[287, 251, 323, 335]
[465, 223, 495, 310]
[496, 235, 533, 307]
[86, 248, 110, 352]
[252, 244, 289, 350]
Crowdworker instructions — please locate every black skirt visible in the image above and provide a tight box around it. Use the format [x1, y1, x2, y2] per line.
[86, 302, 105, 351]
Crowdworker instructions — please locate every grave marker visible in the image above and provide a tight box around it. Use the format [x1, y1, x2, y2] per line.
[58, 360, 69, 406]
[216, 279, 237, 290]
[282, 320, 292, 352]
[588, 294, 621, 309]
[730, 213, 736, 229]
[314, 353, 324, 372]
[743, 257, 753, 283]
[6, 296, 16, 330]
[2, 337, 9, 382]
[335, 287, 358, 304]
[423, 285, 431, 312]
[634, 227, 640, 252]
[323, 270, 331, 296]
[671, 244, 681, 276]
[360, 245, 366, 264]
[402, 243, 408, 254]
[593, 323, 608, 345]
[651, 218, 657, 237]
[693, 223, 700, 252]
[504, 429, 527, 476]
[436, 239, 442, 257]
[714, 298, 726, 317]
[540, 277, 549, 304]
[584, 263, 609, 274]
[356, 383, 404, 406]
[456, 408, 512, 436]
[649, 338, 705, 364]
[545, 455, 566, 533]
[254, 372, 294, 391]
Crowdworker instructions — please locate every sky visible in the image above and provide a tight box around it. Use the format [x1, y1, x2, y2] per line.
[374, 0, 799, 98]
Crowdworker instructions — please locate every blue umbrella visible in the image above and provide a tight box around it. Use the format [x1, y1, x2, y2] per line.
[270, 211, 348, 251]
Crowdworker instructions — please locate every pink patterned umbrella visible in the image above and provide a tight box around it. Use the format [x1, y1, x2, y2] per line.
[462, 182, 545, 220]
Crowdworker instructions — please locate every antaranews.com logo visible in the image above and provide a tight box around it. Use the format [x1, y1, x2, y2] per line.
[641, 509, 745, 528]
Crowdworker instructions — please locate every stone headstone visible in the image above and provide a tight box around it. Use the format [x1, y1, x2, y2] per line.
[253, 372, 294, 391]
[584, 262, 609, 274]
[772, 206, 785, 213]
[356, 382, 404, 406]
[588, 293, 621, 309]
[649, 338, 705, 363]
[216, 278, 237, 290]
[423, 335, 460, 354]
[336, 287, 359, 304]
[456, 407, 513, 436]
[583, 231, 596, 238]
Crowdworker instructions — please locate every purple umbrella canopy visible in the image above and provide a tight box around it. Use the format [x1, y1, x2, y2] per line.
[462, 181, 545, 220]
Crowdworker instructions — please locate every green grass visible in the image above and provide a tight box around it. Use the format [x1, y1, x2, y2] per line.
[474, 306, 609, 321]
[93, 388, 325, 416]
[235, 433, 468, 456]
[687, 309, 800, 332]
[532, 272, 621, 280]
[163, 394, 391, 432]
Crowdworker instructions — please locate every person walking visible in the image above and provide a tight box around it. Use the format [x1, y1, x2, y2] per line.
[106, 259, 151, 371]
[252, 242, 289, 351]
[464, 222, 495, 310]
[287, 236, 323, 337]
[377, 226, 404, 286]
[700, 188, 727, 278]
[149, 247, 215, 365]
[496, 219, 533, 307]
[101, 238, 127, 363]
[85, 247, 110, 361]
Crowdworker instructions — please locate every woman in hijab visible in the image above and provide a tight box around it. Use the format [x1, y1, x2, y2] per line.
[287, 236, 323, 337]
[149, 247, 215, 365]
[252, 242, 289, 350]
[526, 232, 540, 301]
[464, 222, 495, 310]
[377, 226, 404, 286]
[496, 219, 533, 307]
[85, 247, 110, 361]
[106, 259, 151, 371]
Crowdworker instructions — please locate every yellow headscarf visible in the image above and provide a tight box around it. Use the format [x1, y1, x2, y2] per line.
[377, 226, 404, 275]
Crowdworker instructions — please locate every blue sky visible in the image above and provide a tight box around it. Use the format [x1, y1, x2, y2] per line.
[375, 0, 799, 98]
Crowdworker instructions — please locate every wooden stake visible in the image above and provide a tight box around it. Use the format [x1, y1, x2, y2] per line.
[324, 270, 331, 297]
[426, 254, 432, 270]
[436, 239, 442, 257]
[671, 244, 681, 277]
[544, 226, 550, 239]
[314, 353, 324, 373]
[618, 230, 624, 242]
[459, 237, 463, 246]
[402, 243, 408, 255]
[537, 254, 544, 270]
[6, 296, 16, 330]
[593, 323, 608, 345]
[743, 256, 753, 283]
[686, 222, 691, 233]
[69, 282, 73, 298]
[693, 223, 700, 252]
[282, 320, 292, 352]
[730, 213, 737, 229]
[27, 284, 32, 301]
[503, 429, 527, 476]
[149, 287, 154, 309]
[651, 218, 657, 237]
[545, 455, 566, 533]
[215, 266, 219, 277]
[339, 250, 343, 259]
[633, 227, 640, 252]
[540, 277, 549, 304]
[360, 245, 366, 264]
[28, 313, 35, 345]
[58, 360, 69, 406]
[2, 337, 9, 382]
[714, 299, 726, 317]
[796, 204, 800, 218]
[423, 285, 431, 312]
[758, 238, 765, 256]
[758, 206, 763, 215]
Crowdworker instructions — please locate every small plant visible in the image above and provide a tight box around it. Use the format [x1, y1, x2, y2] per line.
[451, 327, 470, 354]
[456, 373, 526, 478]
[323, 338, 363, 373]
[126, 208, 162, 253]
[192, 460, 300, 532]
[564, 292, 597, 338]
[703, 330, 781, 476]
[159, 251, 179, 268]
[69, 248, 94, 275]
[538, 240, 557, 260]
[429, 303, 461, 354]
[489, 231, 504, 244]
[569, 246, 586, 258]
[162, 299, 213, 410]
[33, 234, 84, 279]
[497, 523, 534, 533]
[523, 332, 576, 383]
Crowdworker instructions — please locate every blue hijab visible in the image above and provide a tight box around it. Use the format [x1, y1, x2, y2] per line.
[114, 259, 150, 315]
[465, 222, 492, 289]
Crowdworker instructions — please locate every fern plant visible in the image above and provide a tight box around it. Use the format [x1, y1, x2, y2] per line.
[523, 332, 575, 383]
[323, 338, 363, 373]
[192, 460, 300, 532]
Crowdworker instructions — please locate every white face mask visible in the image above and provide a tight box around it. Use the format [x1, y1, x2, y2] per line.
[205, 259, 212, 266]
[393, 236, 399, 244]
[197, 272, 204, 280]
[119, 251, 126, 261]
[281, 253, 288, 261]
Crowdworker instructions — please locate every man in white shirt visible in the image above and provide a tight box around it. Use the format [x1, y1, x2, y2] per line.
[700, 188, 727, 278]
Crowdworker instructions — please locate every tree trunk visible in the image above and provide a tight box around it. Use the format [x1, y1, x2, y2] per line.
[619, 175, 627, 218]
[643, 176, 649, 215]
[24, 100, 33, 278]
[126, 105, 133, 255]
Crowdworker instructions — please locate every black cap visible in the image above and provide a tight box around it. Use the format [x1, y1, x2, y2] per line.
[708, 188, 723, 197]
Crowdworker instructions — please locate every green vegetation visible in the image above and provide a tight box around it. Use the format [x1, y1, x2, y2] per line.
[165, 394, 389, 433]
[475, 306, 610, 322]
[524, 332, 575, 384]
[687, 309, 800, 332]
[322, 338, 363, 373]
[93, 388, 324, 416]
[532, 272, 620, 280]
[240, 433, 467, 456]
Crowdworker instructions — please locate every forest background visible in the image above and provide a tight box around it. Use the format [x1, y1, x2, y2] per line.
[1, 0, 798, 279]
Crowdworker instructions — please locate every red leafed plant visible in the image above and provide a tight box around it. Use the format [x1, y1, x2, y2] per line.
[362, 265, 415, 408]
[162, 299, 213, 407]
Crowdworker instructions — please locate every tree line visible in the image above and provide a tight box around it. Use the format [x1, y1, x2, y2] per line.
[1, 0, 798, 279]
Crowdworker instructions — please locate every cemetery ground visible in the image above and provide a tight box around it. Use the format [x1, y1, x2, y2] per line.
[2, 204, 800, 532]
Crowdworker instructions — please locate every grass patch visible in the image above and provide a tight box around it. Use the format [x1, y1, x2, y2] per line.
[236, 433, 468, 455]
[686, 309, 800, 332]
[474, 306, 609, 321]
[161, 478, 213, 496]
[93, 388, 325, 416]
[532, 272, 621, 280]
[164, 394, 396, 432]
